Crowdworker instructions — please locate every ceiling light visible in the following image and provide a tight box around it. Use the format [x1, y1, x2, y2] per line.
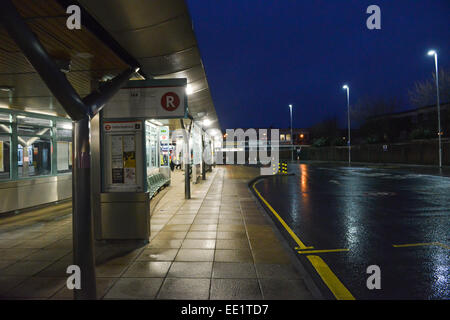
[0, 86, 14, 92]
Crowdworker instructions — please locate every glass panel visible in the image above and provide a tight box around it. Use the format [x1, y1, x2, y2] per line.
[56, 121, 72, 129]
[192, 125, 202, 165]
[145, 122, 159, 175]
[0, 113, 11, 122]
[56, 121, 73, 139]
[17, 137, 51, 177]
[17, 116, 52, 127]
[56, 121, 72, 173]
[0, 136, 10, 180]
[18, 125, 51, 137]
[152, 128, 158, 168]
[56, 128, 72, 139]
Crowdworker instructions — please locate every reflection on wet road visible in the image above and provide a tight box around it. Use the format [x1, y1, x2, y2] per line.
[254, 163, 450, 299]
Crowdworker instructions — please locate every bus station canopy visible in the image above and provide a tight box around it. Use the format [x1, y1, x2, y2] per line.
[0, 0, 220, 131]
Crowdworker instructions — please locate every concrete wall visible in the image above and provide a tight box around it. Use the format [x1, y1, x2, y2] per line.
[297, 140, 450, 165]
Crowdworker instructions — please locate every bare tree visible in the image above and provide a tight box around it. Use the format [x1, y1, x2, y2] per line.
[408, 68, 450, 107]
[351, 96, 401, 124]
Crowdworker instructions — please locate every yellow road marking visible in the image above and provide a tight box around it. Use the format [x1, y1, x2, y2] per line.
[307, 255, 355, 300]
[252, 181, 312, 250]
[253, 180, 355, 300]
[393, 242, 450, 250]
[298, 249, 349, 254]
[436, 243, 450, 250]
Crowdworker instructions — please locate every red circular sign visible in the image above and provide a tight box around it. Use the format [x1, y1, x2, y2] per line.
[161, 92, 180, 111]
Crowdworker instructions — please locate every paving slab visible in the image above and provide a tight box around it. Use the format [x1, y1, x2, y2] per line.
[0, 166, 315, 300]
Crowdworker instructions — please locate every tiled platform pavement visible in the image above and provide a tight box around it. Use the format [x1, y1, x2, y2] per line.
[0, 166, 314, 300]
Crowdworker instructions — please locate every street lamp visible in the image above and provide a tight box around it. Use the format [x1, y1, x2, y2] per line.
[203, 118, 211, 127]
[342, 85, 351, 165]
[186, 84, 193, 95]
[427, 50, 442, 168]
[289, 104, 293, 161]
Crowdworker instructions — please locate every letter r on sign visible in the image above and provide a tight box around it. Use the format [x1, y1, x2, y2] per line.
[166, 95, 175, 109]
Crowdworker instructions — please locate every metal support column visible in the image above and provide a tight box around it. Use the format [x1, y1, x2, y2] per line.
[289, 105, 293, 162]
[1, 0, 138, 299]
[72, 118, 96, 299]
[185, 160, 191, 199]
[347, 93, 351, 165]
[180, 119, 191, 199]
[202, 133, 206, 180]
[433, 54, 442, 168]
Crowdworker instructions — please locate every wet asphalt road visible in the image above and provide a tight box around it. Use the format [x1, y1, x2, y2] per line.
[254, 163, 450, 299]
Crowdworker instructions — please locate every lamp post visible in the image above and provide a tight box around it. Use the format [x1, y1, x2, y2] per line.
[289, 104, 293, 161]
[342, 85, 351, 165]
[427, 50, 442, 168]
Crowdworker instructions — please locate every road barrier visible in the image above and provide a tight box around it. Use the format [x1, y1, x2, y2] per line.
[272, 162, 288, 174]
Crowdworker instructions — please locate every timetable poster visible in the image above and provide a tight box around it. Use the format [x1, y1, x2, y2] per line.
[111, 135, 124, 183]
[123, 135, 136, 184]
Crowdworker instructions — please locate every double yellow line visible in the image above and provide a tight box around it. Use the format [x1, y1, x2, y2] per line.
[252, 180, 355, 300]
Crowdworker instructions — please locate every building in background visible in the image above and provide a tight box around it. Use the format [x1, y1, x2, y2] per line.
[362, 103, 449, 143]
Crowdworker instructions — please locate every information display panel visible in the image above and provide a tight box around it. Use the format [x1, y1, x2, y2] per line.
[159, 126, 170, 167]
[103, 120, 144, 192]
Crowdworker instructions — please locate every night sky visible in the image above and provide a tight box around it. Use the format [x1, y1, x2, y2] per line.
[186, 0, 450, 131]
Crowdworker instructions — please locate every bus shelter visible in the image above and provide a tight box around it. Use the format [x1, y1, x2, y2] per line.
[92, 78, 216, 240]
